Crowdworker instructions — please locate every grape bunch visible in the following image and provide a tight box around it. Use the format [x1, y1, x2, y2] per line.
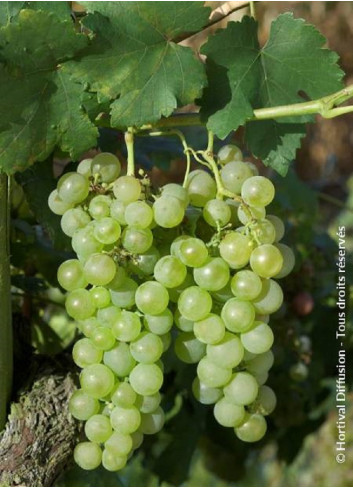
[48, 144, 295, 471]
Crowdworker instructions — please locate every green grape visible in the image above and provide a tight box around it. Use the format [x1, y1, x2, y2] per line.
[80, 364, 115, 399]
[230, 270, 262, 301]
[178, 286, 212, 321]
[220, 161, 253, 194]
[113, 176, 141, 204]
[130, 332, 163, 363]
[252, 279, 283, 315]
[72, 226, 104, 258]
[245, 350, 274, 375]
[211, 281, 233, 303]
[235, 413, 267, 442]
[219, 232, 253, 269]
[221, 298, 255, 333]
[57, 172, 90, 204]
[144, 309, 173, 335]
[197, 357, 232, 388]
[110, 199, 127, 225]
[240, 321, 274, 354]
[61, 208, 91, 237]
[237, 205, 265, 225]
[251, 219, 276, 245]
[66, 288, 96, 320]
[154, 255, 187, 288]
[193, 257, 230, 292]
[252, 370, 269, 386]
[79, 317, 100, 338]
[217, 144, 243, 164]
[153, 195, 185, 228]
[105, 431, 133, 456]
[192, 378, 222, 405]
[48, 189, 73, 215]
[140, 407, 165, 435]
[267, 215, 285, 242]
[107, 267, 128, 290]
[77, 158, 93, 178]
[110, 278, 138, 308]
[74, 442, 102, 470]
[72, 338, 103, 368]
[135, 281, 169, 315]
[226, 199, 240, 227]
[252, 385, 277, 415]
[168, 272, 195, 304]
[102, 448, 127, 472]
[206, 332, 244, 369]
[93, 217, 121, 244]
[57, 259, 88, 291]
[135, 392, 161, 414]
[110, 405, 141, 434]
[170, 234, 190, 258]
[179, 238, 208, 267]
[90, 286, 111, 309]
[174, 332, 206, 364]
[91, 326, 116, 351]
[91, 152, 121, 183]
[131, 431, 144, 449]
[130, 246, 160, 276]
[111, 382, 137, 407]
[241, 176, 275, 207]
[224, 371, 258, 405]
[194, 314, 225, 345]
[89, 195, 112, 220]
[250, 244, 283, 278]
[84, 253, 116, 286]
[161, 183, 189, 209]
[103, 342, 136, 377]
[186, 170, 217, 207]
[97, 305, 121, 328]
[125, 201, 153, 229]
[129, 363, 163, 396]
[203, 199, 231, 227]
[122, 227, 153, 254]
[112, 310, 141, 342]
[214, 397, 245, 427]
[85, 414, 112, 443]
[69, 389, 100, 420]
[274, 243, 295, 278]
[174, 310, 194, 332]
[290, 362, 308, 381]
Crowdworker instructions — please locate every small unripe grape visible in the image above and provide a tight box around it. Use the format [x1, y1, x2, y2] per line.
[69, 389, 100, 420]
[241, 176, 275, 207]
[57, 172, 90, 204]
[217, 144, 243, 164]
[235, 413, 267, 442]
[66, 288, 96, 320]
[80, 364, 115, 399]
[113, 176, 141, 203]
[153, 195, 185, 228]
[74, 442, 102, 470]
[91, 152, 121, 183]
[85, 414, 112, 443]
[203, 199, 231, 227]
[221, 161, 253, 194]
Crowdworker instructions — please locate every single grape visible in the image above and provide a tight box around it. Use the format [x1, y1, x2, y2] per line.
[174, 310, 194, 332]
[61, 208, 91, 237]
[57, 172, 90, 204]
[93, 217, 121, 245]
[89, 286, 111, 309]
[57, 259, 88, 291]
[84, 253, 116, 286]
[194, 314, 225, 345]
[66, 288, 96, 320]
[107, 267, 128, 290]
[122, 227, 153, 254]
[112, 311, 141, 342]
[230, 270, 262, 301]
[174, 332, 206, 364]
[91, 326, 116, 351]
[140, 407, 165, 435]
[135, 392, 161, 414]
[274, 243, 295, 278]
[80, 364, 115, 399]
[72, 226, 104, 258]
[79, 317, 100, 338]
[203, 199, 231, 227]
[252, 279, 283, 315]
[224, 371, 258, 406]
[245, 350, 274, 375]
[102, 448, 127, 472]
[221, 161, 253, 194]
[251, 219, 276, 245]
[217, 144, 243, 164]
[153, 195, 185, 228]
[197, 357, 232, 388]
[154, 255, 187, 288]
[103, 342, 136, 377]
[110, 199, 127, 225]
[72, 338, 103, 368]
[113, 176, 141, 204]
[240, 321, 274, 354]
[85, 414, 112, 443]
[219, 232, 253, 269]
[242, 176, 274, 207]
[143, 309, 173, 335]
[250, 244, 283, 278]
[252, 385, 277, 415]
[135, 281, 169, 315]
[77, 158, 93, 178]
[290, 362, 308, 381]
[111, 382, 137, 407]
[69, 389, 100, 420]
[130, 332, 163, 364]
[226, 199, 241, 227]
[91, 152, 121, 183]
[48, 189, 73, 215]
[267, 215, 285, 242]
[170, 235, 190, 258]
[125, 201, 153, 229]
[206, 332, 244, 369]
[178, 286, 212, 321]
[105, 431, 133, 456]
[235, 413, 267, 442]
[74, 442, 102, 470]
[192, 378, 222, 405]
[89, 195, 112, 220]
[214, 397, 245, 427]
[193, 257, 230, 292]
[178, 237, 208, 268]
[186, 170, 217, 207]
[96, 305, 121, 328]
[129, 363, 163, 396]
[110, 278, 138, 308]
[221, 298, 255, 333]
[161, 183, 189, 209]
[237, 205, 265, 225]
[110, 405, 141, 434]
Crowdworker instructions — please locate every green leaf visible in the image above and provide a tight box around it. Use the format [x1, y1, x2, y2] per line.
[26, 1, 72, 20]
[0, 2, 25, 25]
[68, 1, 210, 127]
[201, 13, 344, 174]
[0, 10, 98, 174]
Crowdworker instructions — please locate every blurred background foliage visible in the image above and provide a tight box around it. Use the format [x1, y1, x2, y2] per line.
[8, 1, 353, 486]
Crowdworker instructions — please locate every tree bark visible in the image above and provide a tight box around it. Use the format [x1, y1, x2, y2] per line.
[0, 357, 80, 487]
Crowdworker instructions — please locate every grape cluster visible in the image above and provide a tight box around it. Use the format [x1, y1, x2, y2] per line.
[49, 145, 294, 471]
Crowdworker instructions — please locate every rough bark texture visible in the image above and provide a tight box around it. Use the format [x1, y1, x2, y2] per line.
[0, 357, 80, 487]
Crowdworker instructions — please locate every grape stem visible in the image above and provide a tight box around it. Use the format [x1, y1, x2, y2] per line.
[250, 1, 256, 19]
[125, 128, 135, 176]
[0, 172, 13, 430]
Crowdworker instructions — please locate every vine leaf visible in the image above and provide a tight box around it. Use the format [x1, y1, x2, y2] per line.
[0, 9, 98, 174]
[68, 1, 210, 127]
[201, 13, 344, 175]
